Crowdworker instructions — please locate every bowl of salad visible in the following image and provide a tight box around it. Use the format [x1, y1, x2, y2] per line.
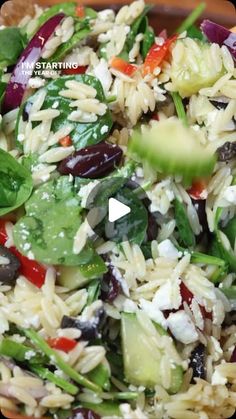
[0, 1, 236, 418]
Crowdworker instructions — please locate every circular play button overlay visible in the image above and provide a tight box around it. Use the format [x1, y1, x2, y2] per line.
[85, 177, 149, 243]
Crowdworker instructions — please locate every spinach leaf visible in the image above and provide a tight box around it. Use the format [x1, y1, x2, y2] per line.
[222, 217, 236, 248]
[141, 22, 155, 59]
[17, 75, 112, 151]
[187, 25, 206, 41]
[13, 177, 93, 265]
[121, 5, 152, 57]
[174, 199, 195, 248]
[29, 3, 96, 37]
[0, 149, 33, 216]
[48, 26, 90, 62]
[90, 161, 137, 206]
[105, 187, 148, 245]
[210, 208, 236, 273]
[0, 81, 6, 108]
[0, 27, 25, 68]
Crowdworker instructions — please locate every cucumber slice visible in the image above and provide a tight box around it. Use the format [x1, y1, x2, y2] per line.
[129, 119, 216, 183]
[121, 313, 183, 392]
[57, 254, 107, 290]
[170, 39, 226, 97]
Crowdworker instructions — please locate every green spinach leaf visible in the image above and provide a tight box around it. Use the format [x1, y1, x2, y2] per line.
[17, 75, 113, 151]
[141, 21, 155, 59]
[121, 5, 152, 57]
[29, 3, 96, 37]
[174, 199, 195, 248]
[0, 27, 25, 68]
[0, 149, 33, 216]
[106, 187, 148, 245]
[210, 208, 236, 273]
[222, 217, 236, 248]
[0, 81, 6, 108]
[13, 177, 93, 265]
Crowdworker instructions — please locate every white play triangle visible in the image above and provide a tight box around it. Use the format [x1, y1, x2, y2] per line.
[108, 198, 131, 223]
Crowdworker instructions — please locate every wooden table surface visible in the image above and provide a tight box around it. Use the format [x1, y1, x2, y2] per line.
[37, 0, 236, 26]
[1, 0, 235, 29]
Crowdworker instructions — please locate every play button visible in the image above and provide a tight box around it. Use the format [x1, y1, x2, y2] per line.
[108, 198, 131, 222]
[85, 176, 149, 243]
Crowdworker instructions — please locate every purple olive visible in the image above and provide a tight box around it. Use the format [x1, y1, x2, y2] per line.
[61, 308, 106, 341]
[58, 142, 123, 178]
[189, 343, 206, 381]
[0, 245, 20, 285]
[216, 141, 236, 162]
[101, 264, 121, 303]
[147, 212, 158, 241]
[70, 408, 100, 419]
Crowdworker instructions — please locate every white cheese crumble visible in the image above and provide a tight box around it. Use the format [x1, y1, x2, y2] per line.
[157, 239, 179, 260]
[153, 278, 182, 311]
[211, 369, 227, 385]
[100, 125, 109, 135]
[78, 180, 100, 208]
[139, 298, 167, 329]
[167, 310, 198, 344]
[93, 58, 113, 93]
[222, 186, 236, 205]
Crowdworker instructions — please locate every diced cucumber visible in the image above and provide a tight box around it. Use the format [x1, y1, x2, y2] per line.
[170, 39, 226, 97]
[129, 119, 216, 184]
[121, 313, 183, 392]
[57, 254, 107, 290]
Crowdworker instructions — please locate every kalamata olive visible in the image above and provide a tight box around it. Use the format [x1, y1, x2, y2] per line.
[191, 199, 209, 243]
[101, 264, 121, 303]
[216, 141, 236, 162]
[57, 143, 123, 178]
[22, 101, 32, 122]
[147, 212, 158, 241]
[0, 245, 20, 285]
[70, 408, 100, 419]
[231, 346, 236, 362]
[189, 343, 206, 381]
[61, 307, 105, 341]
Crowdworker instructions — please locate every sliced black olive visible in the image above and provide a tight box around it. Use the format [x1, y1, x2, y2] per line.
[101, 264, 121, 303]
[69, 408, 100, 419]
[189, 343, 206, 381]
[0, 245, 20, 285]
[61, 307, 105, 341]
[210, 99, 229, 110]
[216, 141, 236, 162]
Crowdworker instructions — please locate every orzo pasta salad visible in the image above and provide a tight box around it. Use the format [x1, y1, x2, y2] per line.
[0, 1, 235, 418]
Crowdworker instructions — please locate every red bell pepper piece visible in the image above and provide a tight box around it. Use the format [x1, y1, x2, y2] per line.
[151, 112, 159, 121]
[62, 65, 87, 75]
[76, 5, 85, 18]
[110, 57, 137, 77]
[180, 282, 212, 320]
[188, 179, 208, 200]
[59, 135, 73, 147]
[47, 337, 77, 352]
[0, 220, 46, 288]
[142, 34, 178, 76]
